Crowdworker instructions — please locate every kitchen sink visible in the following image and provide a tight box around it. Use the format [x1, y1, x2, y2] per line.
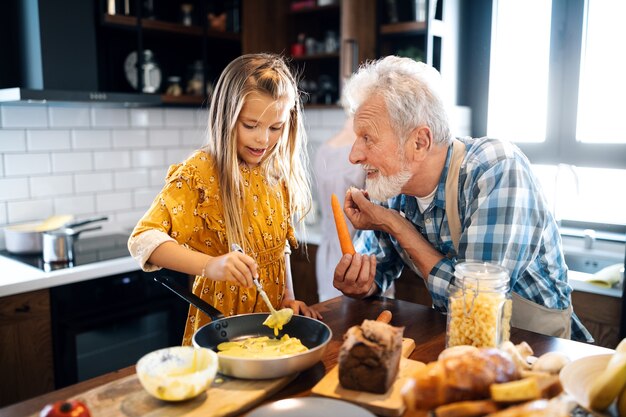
[562, 234, 625, 275]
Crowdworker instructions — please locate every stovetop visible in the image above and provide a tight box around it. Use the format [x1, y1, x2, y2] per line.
[0, 233, 131, 272]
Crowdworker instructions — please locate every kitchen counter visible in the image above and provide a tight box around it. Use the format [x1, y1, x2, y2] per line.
[0, 296, 614, 417]
[0, 252, 139, 298]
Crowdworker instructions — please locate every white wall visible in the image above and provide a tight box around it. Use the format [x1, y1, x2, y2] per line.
[0, 104, 470, 248]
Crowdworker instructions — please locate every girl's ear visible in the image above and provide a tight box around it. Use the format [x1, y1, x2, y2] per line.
[407, 126, 432, 161]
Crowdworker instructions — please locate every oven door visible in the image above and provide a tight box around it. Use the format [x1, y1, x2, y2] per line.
[49, 269, 189, 388]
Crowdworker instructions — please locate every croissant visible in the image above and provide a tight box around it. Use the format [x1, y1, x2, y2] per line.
[403, 347, 520, 411]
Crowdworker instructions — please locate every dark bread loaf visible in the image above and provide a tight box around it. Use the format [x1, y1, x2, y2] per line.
[338, 319, 404, 394]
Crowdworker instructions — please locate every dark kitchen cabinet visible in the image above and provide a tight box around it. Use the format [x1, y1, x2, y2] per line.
[96, 0, 242, 106]
[242, 0, 376, 108]
[290, 243, 320, 306]
[1, 0, 242, 106]
[377, 0, 447, 72]
[0, 289, 54, 407]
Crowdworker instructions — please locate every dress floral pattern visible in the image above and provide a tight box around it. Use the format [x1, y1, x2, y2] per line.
[130, 150, 298, 346]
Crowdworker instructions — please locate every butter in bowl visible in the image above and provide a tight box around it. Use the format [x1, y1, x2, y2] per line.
[136, 346, 218, 401]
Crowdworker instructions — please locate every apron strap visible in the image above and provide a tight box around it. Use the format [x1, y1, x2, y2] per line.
[444, 138, 466, 251]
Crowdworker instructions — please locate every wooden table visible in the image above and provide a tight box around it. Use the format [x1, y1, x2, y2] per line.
[0, 296, 614, 417]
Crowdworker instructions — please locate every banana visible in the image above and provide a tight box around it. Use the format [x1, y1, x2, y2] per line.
[588, 352, 626, 411]
[616, 337, 626, 354]
[619, 385, 626, 417]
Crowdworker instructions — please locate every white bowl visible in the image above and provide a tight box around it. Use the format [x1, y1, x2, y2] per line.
[136, 346, 218, 401]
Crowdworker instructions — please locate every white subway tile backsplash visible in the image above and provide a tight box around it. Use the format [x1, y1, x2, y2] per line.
[30, 175, 74, 198]
[303, 109, 321, 127]
[164, 108, 196, 127]
[149, 167, 168, 187]
[0, 104, 337, 230]
[113, 209, 146, 229]
[114, 169, 150, 189]
[91, 108, 129, 127]
[166, 148, 193, 166]
[54, 195, 95, 216]
[195, 109, 208, 128]
[0, 178, 29, 200]
[7, 198, 54, 223]
[181, 128, 205, 147]
[74, 172, 114, 193]
[27, 130, 71, 151]
[131, 149, 165, 168]
[1, 105, 48, 128]
[94, 150, 131, 170]
[72, 129, 112, 149]
[0, 130, 27, 152]
[0, 203, 7, 225]
[130, 108, 164, 127]
[96, 191, 133, 212]
[49, 107, 91, 127]
[318, 108, 347, 127]
[52, 152, 93, 173]
[5, 153, 51, 176]
[112, 129, 148, 148]
[149, 129, 181, 147]
[307, 126, 337, 144]
[133, 188, 159, 208]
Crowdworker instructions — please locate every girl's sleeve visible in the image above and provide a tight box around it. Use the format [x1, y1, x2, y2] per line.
[128, 163, 202, 270]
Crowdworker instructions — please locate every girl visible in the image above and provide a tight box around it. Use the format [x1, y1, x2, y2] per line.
[128, 53, 322, 346]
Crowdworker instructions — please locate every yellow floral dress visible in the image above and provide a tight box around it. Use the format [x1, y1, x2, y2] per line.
[131, 150, 298, 346]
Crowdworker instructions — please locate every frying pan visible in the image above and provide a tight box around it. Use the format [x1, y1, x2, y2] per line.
[155, 275, 332, 379]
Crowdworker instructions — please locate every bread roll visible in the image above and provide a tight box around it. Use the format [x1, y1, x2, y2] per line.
[404, 348, 520, 410]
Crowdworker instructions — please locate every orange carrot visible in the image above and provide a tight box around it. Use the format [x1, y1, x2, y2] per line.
[331, 193, 356, 255]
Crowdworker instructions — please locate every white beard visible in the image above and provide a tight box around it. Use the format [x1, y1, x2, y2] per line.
[365, 168, 412, 201]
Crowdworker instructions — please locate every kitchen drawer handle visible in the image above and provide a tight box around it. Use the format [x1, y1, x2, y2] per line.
[14, 304, 30, 313]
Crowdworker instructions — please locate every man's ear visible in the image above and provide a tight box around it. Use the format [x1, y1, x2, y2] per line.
[407, 126, 432, 160]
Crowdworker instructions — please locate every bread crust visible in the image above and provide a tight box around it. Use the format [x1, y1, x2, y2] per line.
[405, 348, 520, 410]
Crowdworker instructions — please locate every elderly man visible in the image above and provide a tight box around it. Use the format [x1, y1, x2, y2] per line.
[333, 56, 592, 342]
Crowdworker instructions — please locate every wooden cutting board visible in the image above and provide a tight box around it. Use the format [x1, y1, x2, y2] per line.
[27, 372, 296, 417]
[311, 338, 424, 417]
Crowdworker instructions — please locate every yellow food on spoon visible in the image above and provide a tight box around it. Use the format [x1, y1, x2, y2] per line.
[217, 335, 307, 358]
[263, 308, 293, 336]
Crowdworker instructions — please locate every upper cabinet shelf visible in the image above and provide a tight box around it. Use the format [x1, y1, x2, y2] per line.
[379, 19, 445, 37]
[102, 14, 240, 41]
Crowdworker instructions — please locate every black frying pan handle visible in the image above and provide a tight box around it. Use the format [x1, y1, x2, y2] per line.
[154, 275, 225, 321]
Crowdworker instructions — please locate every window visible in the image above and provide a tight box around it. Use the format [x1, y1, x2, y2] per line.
[487, 0, 626, 228]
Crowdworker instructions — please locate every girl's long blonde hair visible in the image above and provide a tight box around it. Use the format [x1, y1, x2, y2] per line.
[203, 53, 311, 251]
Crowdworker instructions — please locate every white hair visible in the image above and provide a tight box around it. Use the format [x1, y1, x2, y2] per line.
[342, 56, 452, 145]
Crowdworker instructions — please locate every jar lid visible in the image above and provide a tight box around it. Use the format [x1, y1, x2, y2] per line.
[454, 261, 509, 283]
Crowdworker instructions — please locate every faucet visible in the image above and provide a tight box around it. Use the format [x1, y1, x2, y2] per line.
[583, 229, 596, 249]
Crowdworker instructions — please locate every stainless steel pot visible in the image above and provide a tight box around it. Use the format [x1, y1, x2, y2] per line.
[4, 215, 74, 254]
[42, 216, 109, 263]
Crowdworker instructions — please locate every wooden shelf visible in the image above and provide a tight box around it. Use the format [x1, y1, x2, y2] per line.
[380, 20, 427, 35]
[160, 94, 207, 106]
[289, 4, 340, 14]
[291, 52, 340, 61]
[102, 14, 240, 41]
[380, 19, 446, 37]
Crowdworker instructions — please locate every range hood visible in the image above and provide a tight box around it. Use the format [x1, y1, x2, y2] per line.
[0, 88, 161, 107]
[0, 0, 160, 107]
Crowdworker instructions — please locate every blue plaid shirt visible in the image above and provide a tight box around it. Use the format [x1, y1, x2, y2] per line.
[354, 137, 592, 342]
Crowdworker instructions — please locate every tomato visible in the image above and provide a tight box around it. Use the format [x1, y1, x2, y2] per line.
[40, 400, 91, 417]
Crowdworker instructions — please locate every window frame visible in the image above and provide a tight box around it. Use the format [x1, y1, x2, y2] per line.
[491, 0, 626, 170]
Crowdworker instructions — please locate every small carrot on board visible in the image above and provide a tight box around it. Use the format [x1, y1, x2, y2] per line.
[331, 193, 356, 255]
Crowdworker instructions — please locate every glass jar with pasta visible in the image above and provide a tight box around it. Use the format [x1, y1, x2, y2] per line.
[446, 262, 512, 348]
